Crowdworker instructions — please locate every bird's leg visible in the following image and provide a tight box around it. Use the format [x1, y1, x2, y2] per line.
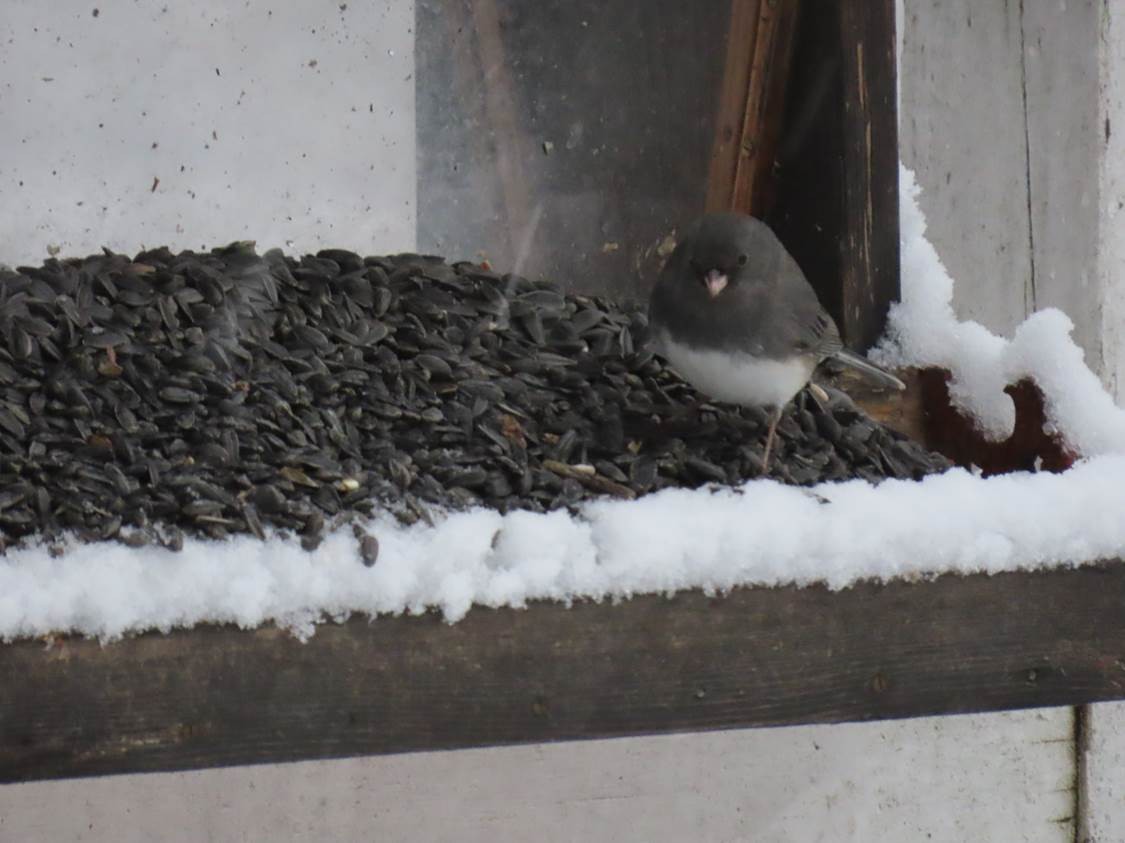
[761, 407, 782, 474]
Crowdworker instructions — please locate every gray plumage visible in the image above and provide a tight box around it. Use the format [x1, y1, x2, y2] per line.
[647, 212, 903, 469]
[648, 212, 904, 402]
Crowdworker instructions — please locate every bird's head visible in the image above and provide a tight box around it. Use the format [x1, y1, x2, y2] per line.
[679, 213, 763, 300]
[687, 256, 746, 299]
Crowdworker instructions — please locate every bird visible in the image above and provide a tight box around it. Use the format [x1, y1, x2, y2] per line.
[647, 212, 904, 472]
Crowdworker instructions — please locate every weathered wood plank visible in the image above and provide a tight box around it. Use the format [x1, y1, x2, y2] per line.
[913, 371, 1077, 475]
[706, 0, 762, 213]
[821, 367, 929, 445]
[4, 563, 1125, 783]
[1020, 0, 1102, 372]
[769, 0, 900, 352]
[706, 0, 800, 217]
[828, 365, 1077, 475]
[838, 0, 899, 351]
[898, 0, 1033, 337]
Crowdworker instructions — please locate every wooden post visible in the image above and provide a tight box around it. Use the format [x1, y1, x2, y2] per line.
[769, 0, 900, 352]
[838, 0, 900, 351]
[707, 0, 801, 217]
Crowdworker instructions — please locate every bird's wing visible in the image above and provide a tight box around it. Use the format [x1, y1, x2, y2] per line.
[765, 248, 843, 361]
[790, 306, 843, 359]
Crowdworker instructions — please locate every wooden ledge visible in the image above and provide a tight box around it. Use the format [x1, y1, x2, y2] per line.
[827, 366, 1076, 475]
[3, 561, 1125, 783]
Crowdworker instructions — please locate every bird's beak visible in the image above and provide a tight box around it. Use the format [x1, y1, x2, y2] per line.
[703, 268, 728, 298]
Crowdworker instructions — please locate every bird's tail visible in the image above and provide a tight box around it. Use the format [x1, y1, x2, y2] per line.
[830, 348, 906, 390]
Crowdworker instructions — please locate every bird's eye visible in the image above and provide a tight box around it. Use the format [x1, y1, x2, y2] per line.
[737, 254, 748, 267]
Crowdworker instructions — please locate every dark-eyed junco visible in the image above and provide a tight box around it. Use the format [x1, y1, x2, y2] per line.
[648, 212, 904, 470]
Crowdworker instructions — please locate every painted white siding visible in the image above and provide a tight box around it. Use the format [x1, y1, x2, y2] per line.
[0, 0, 415, 263]
[901, 2, 1125, 835]
[1100, 0, 1125, 400]
[1085, 19, 1125, 838]
[1087, 700, 1125, 842]
[899, 0, 1106, 380]
[0, 710, 1075, 843]
[899, 1, 1035, 337]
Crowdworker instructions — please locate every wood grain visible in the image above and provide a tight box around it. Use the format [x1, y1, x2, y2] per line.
[824, 365, 1078, 474]
[4, 563, 1125, 783]
[707, 0, 760, 212]
[821, 367, 929, 445]
[768, 0, 900, 353]
[913, 370, 1077, 475]
[837, 0, 900, 352]
[707, 0, 800, 216]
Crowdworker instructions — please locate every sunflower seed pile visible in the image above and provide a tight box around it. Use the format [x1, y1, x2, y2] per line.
[0, 245, 950, 551]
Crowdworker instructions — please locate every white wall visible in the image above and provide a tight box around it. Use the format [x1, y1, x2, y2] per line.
[0, 0, 415, 264]
[1099, 1, 1125, 400]
[1085, 5, 1125, 821]
[0, 710, 1075, 843]
[901, 2, 1125, 838]
[898, 0, 1106, 380]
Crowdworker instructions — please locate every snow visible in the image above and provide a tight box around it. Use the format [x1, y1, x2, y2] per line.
[2, 455, 1123, 642]
[872, 167, 1125, 454]
[2, 168, 1125, 641]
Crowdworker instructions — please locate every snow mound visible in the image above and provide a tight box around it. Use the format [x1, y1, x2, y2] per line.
[2, 456, 1123, 641]
[873, 166, 1125, 456]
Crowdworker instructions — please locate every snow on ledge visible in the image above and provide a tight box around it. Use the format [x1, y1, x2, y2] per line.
[3, 167, 1125, 642]
[2, 456, 1123, 642]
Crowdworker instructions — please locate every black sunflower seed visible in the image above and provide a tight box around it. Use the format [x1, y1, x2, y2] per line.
[0, 244, 948, 550]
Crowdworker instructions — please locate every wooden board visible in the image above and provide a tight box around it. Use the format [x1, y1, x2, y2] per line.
[706, 0, 800, 217]
[837, 0, 900, 352]
[828, 366, 1077, 475]
[769, 0, 899, 352]
[5, 562, 1125, 783]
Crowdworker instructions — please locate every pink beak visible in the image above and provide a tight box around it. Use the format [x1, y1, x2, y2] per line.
[703, 269, 728, 298]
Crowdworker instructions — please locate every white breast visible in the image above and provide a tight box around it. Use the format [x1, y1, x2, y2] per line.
[657, 331, 815, 409]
